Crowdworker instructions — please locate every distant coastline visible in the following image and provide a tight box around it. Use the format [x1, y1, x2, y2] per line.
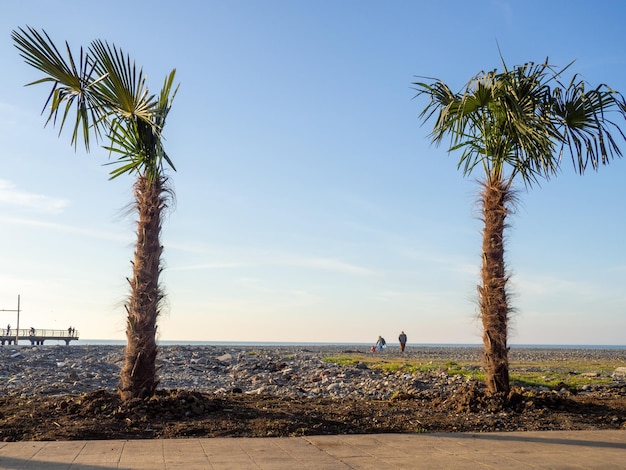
[56, 340, 626, 350]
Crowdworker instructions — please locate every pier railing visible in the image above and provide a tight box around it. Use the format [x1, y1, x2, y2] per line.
[0, 328, 80, 345]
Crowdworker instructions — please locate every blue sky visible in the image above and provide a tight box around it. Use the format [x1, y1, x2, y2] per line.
[1, 0, 624, 344]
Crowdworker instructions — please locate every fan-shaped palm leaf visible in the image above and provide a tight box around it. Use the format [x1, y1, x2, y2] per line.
[11, 26, 107, 150]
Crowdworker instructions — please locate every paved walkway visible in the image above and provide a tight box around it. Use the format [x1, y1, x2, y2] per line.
[0, 430, 625, 469]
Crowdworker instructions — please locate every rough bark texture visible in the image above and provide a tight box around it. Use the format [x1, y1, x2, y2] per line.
[479, 179, 512, 395]
[119, 175, 166, 401]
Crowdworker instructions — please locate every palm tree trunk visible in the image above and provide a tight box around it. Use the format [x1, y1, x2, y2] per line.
[479, 179, 512, 395]
[119, 174, 165, 401]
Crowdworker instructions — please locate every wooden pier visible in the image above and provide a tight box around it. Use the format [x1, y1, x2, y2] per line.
[0, 328, 79, 346]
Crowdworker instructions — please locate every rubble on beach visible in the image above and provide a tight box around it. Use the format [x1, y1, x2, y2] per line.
[1, 344, 625, 399]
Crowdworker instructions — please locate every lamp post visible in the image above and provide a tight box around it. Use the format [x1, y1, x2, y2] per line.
[16, 295, 20, 345]
[1, 295, 20, 345]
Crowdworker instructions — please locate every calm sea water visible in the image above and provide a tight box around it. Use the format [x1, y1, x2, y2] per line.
[65, 340, 626, 350]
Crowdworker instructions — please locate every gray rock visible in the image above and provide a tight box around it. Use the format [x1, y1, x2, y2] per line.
[581, 372, 599, 377]
[1, 344, 625, 400]
[612, 367, 626, 378]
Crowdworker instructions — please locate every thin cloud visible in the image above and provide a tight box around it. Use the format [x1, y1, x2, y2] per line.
[0, 215, 129, 242]
[396, 245, 477, 277]
[168, 241, 376, 276]
[372, 289, 453, 306]
[0, 180, 69, 214]
[275, 255, 377, 275]
[170, 256, 375, 275]
[169, 262, 246, 271]
[510, 274, 608, 300]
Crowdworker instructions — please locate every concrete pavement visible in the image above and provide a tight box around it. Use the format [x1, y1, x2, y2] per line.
[0, 430, 625, 469]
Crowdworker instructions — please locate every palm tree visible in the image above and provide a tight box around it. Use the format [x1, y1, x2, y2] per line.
[413, 59, 626, 395]
[12, 26, 178, 400]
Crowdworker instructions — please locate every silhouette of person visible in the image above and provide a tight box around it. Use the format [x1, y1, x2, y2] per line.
[398, 331, 407, 352]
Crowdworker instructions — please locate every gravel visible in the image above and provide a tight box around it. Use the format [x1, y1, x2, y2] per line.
[1, 344, 625, 399]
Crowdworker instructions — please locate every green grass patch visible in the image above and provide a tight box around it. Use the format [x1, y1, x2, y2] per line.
[509, 359, 620, 388]
[322, 356, 361, 367]
[322, 355, 469, 375]
[322, 353, 620, 390]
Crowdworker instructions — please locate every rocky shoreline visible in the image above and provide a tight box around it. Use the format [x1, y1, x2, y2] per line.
[1, 344, 626, 399]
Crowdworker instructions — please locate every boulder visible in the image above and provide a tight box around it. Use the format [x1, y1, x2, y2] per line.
[611, 367, 626, 378]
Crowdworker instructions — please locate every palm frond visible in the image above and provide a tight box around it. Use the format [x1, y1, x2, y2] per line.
[103, 120, 145, 179]
[414, 57, 626, 187]
[11, 26, 106, 150]
[553, 80, 626, 172]
[89, 40, 157, 125]
[14, 26, 181, 180]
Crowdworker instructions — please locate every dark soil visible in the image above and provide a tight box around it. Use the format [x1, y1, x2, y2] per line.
[2, 384, 625, 441]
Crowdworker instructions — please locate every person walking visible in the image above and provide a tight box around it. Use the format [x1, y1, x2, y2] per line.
[398, 331, 407, 352]
[375, 335, 386, 352]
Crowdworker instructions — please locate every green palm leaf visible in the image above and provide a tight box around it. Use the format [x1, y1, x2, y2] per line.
[413, 59, 626, 187]
[89, 40, 156, 125]
[13, 27, 179, 179]
[11, 27, 107, 150]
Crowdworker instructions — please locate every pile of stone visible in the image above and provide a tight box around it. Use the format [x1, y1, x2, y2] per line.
[1, 344, 624, 399]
